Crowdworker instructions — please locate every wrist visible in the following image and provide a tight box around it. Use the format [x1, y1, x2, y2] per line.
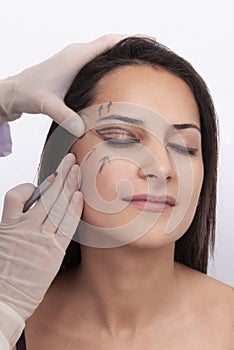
[0, 301, 25, 349]
[0, 330, 11, 350]
[0, 79, 21, 123]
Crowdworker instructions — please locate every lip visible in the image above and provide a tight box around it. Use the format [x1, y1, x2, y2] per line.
[122, 194, 176, 212]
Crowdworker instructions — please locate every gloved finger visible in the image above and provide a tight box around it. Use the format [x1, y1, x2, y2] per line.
[41, 164, 79, 234]
[41, 94, 85, 138]
[86, 33, 127, 57]
[56, 191, 84, 250]
[31, 153, 76, 222]
[1, 183, 36, 224]
[67, 34, 127, 69]
[132, 34, 157, 41]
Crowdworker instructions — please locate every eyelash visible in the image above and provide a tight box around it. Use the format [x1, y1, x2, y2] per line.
[96, 128, 198, 156]
[96, 127, 140, 147]
[167, 142, 198, 156]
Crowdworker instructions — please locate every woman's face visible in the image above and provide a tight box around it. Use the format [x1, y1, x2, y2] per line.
[71, 65, 203, 248]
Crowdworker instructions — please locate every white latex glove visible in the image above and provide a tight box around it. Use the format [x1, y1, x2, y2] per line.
[0, 153, 83, 348]
[0, 34, 126, 136]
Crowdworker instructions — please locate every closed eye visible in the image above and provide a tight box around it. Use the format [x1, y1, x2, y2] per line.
[96, 127, 141, 147]
[167, 142, 198, 156]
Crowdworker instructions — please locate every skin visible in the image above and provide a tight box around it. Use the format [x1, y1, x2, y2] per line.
[72, 67, 203, 247]
[21, 65, 234, 349]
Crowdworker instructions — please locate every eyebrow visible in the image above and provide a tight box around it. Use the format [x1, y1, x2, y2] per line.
[96, 114, 201, 132]
[96, 114, 144, 126]
[173, 123, 201, 133]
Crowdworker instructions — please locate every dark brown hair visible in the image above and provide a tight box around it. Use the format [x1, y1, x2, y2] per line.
[40, 37, 218, 275]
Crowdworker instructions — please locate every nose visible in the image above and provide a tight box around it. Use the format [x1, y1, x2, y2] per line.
[137, 138, 175, 184]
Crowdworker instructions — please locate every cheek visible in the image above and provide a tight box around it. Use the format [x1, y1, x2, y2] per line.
[80, 158, 140, 229]
[165, 158, 204, 236]
[96, 160, 133, 201]
[71, 138, 136, 207]
[180, 160, 204, 226]
[191, 159, 204, 202]
[180, 159, 204, 220]
[70, 133, 98, 164]
[176, 154, 203, 203]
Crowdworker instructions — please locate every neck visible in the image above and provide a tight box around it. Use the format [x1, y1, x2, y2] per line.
[72, 243, 183, 336]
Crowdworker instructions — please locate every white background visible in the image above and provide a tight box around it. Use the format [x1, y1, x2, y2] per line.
[0, 0, 233, 285]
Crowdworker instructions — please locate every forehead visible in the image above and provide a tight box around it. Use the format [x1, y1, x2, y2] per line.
[93, 65, 200, 127]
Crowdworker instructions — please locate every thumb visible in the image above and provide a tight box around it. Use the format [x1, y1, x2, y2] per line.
[41, 94, 85, 137]
[1, 183, 36, 224]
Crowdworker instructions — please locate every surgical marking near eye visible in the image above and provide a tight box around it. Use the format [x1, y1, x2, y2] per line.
[106, 101, 112, 112]
[96, 126, 136, 137]
[167, 142, 198, 156]
[96, 127, 141, 147]
[98, 105, 104, 116]
[85, 148, 96, 161]
[99, 155, 111, 173]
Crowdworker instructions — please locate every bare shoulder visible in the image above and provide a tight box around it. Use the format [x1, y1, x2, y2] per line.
[176, 261, 233, 300]
[176, 262, 234, 327]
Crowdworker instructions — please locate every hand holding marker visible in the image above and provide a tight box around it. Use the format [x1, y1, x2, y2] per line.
[23, 171, 58, 213]
[0, 154, 83, 349]
[0, 33, 131, 349]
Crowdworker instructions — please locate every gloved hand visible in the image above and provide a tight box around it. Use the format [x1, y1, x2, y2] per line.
[0, 34, 126, 136]
[0, 153, 83, 348]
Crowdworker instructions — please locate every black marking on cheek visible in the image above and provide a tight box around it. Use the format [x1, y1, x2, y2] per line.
[85, 148, 96, 161]
[99, 155, 110, 173]
[106, 101, 112, 112]
[98, 105, 104, 116]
